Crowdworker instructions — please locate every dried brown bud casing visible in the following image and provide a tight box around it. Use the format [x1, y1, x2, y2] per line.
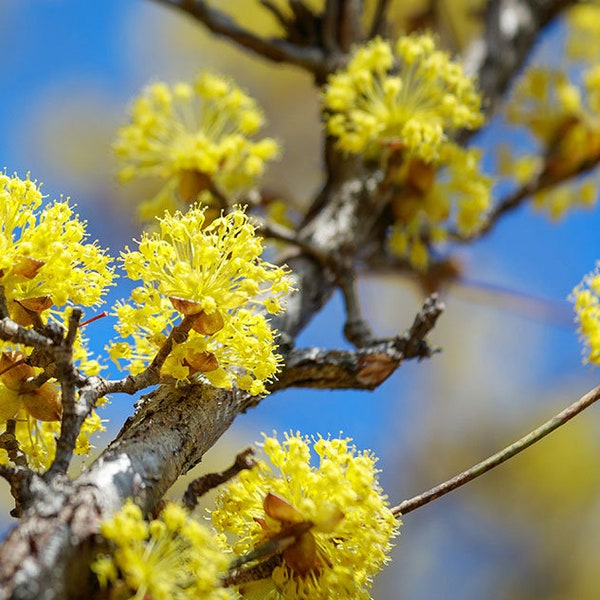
[21, 382, 62, 422]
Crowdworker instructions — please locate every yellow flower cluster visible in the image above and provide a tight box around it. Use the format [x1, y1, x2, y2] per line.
[114, 72, 279, 221]
[93, 499, 230, 600]
[0, 173, 114, 316]
[108, 206, 292, 395]
[0, 311, 108, 470]
[388, 144, 492, 268]
[572, 266, 600, 364]
[0, 403, 105, 471]
[323, 35, 483, 161]
[565, 4, 600, 63]
[0, 174, 113, 469]
[504, 66, 600, 218]
[322, 35, 489, 268]
[212, 433, 398, 600]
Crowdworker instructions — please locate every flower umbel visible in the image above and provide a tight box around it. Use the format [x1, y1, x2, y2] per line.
[572, 265, 600, 364]
[388, 143, 492, 268]
[92, 499, 231, 600]
[504, 66, 600, 218]
[114, 72, 279, 221]
[0, 173, 113, 469]
[212, 433, 398, 600]
[323, 35, 483, 162]
[0, 173, 114, 319]
[109, 206, 293, 395]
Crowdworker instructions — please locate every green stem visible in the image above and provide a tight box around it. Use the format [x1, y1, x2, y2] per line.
[392, 383, 600, 516]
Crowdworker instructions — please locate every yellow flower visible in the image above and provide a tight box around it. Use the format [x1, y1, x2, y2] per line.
[212, 433, 398, 600]
[114, 72, 280, 221]
[109, 206, 293, 394]
[0, 403, 105, 471]
[92, 499, 231, 600]
[507, 68, 586, 147]
[323, 35, 483, 161]
[0, 177, 113, 469]
[505, 65, 600, 217]
[565, 5, 600, 63]
[0, 173, 114, 322]
[572, 265, 600, 364]
[388, 143, 492, 268]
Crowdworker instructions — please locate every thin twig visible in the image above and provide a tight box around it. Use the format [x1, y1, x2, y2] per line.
[47, 309, 84, 476]
[369, 0, 391, 38]
[136, 313, 200, 387]
[0, 287, 8, 319]
[339, 0, 363, 50]
[338, 267, 376, 347]
[149, 0, 325, 76]
[392, 383, 600, 516]
[258, 220, 328, 263]
[0, 464, 34, 519]
[270, 294, 443, 392]
[322, 0, 340, 52]
[183, 447, 256, 509]
[259, 0, 290, 30]
[96, 313, 208, 398]
[222, 554, 283, 588]
[0, 317, 53, 351]
[0, 465, 18, 483]
[289, 0, 319, 45]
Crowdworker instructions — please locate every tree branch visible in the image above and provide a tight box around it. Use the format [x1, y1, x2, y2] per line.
[464, 0, 575, 118]
[369, 0, 391, 38]
[271, 294, 444, 392]
[149, 0, 327, 77]
[393, 382, 600, 516]
[183, 447, 256, 509]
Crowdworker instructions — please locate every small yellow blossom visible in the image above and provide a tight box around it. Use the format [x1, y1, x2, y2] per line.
[92, 499, 231, 600]
[109, 206, 293, 395]
[323, 35, 483, 161]
[0, 175, 113, 469]
[0, 173, 114, 318]
[496, 145, 541, 186]
[212, 433, 398, 600]
[505, 65, 600, 217]
[0, 328, 107, 470]
[388, 143, 492, 268]
[0, 405, 105, 471]
[114, 72, 280, 221]
[507, 67, 586, 147]
[572, 264, 600, 364]
[565, 5, 600, 63]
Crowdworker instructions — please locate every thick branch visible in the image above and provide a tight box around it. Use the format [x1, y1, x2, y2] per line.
[464, 0, 575, 118]
[0, 383, 245, 600]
